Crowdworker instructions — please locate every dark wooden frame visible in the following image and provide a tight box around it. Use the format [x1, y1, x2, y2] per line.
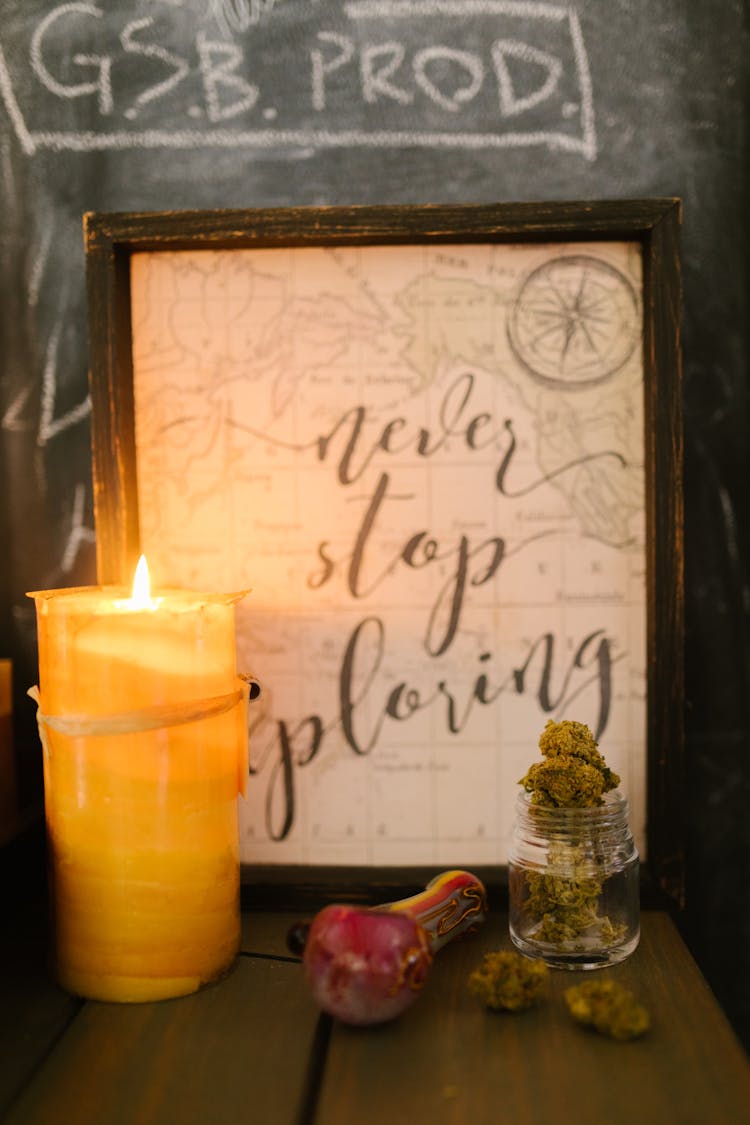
[83, 200, 683, 909]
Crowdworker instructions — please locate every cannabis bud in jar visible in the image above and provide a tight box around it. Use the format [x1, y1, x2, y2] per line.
[509, 720, 640, 969]
[519, 719, 620, 808]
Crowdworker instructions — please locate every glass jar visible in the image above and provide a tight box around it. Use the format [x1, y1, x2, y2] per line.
[509, 789, 640, 969]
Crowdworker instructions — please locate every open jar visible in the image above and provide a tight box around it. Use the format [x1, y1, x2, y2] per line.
[509, 789, 640, 969]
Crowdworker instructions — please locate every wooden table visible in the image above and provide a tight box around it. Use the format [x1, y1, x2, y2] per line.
[2, 909, 749, 1125]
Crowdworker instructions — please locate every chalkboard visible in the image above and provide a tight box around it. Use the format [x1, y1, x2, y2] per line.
[0, 1, 747, 1042]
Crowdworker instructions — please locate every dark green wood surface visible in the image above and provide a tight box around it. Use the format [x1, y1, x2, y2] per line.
[241, 909, 303, 960]
[2, 911, 748, 1125]
[4, 955, 320, 1125]
[318, 913, 750, 1125]
[0, 900, 80, 1119]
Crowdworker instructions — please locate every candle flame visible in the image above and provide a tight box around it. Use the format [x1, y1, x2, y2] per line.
[129, 555, 160, 610]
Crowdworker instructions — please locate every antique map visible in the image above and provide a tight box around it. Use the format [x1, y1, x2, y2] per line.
[130, 240, 646, 866]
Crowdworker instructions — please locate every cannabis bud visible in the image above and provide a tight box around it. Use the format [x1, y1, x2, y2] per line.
[519, 719, 620, 808]
[509, 718, 639, 968]
[564, 979, 650, 1040]
[468, 950, 549, 1011]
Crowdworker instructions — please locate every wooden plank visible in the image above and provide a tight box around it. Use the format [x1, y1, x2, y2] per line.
[241, 910, 303, 959]
[317, 912, 750, 1125]
[0, 907, 81, 1118]
[5, 955, 321, 1125]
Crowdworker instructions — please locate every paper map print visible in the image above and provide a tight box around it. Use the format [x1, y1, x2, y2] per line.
[130, 241, 646, 867]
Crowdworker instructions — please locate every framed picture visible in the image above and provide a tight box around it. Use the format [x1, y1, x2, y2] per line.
[84, 201, 683, 906]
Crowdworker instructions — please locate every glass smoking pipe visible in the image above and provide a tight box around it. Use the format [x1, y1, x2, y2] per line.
[289, 869, 487, 1025]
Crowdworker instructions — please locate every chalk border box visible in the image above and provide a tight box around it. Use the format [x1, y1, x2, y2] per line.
[83, 200, 683, 909]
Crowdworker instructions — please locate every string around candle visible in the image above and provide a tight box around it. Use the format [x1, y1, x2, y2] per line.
[27, 681, 250, 738]
[27, 672, 261, 745]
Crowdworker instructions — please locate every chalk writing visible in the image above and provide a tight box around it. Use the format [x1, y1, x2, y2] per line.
[212, 0, 281, 37]
[0, 1, 596, 158]
[1, 385, 34, 433]
[60, 483, 96, 573]
[28, 220, 53, 309]
[37, 317, 91, 447]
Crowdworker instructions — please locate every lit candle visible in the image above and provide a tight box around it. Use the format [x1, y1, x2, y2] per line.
[28, 559, 249, 1003]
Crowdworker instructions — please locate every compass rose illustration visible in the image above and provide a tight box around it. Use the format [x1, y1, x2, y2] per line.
[507, 255, 640, 389]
